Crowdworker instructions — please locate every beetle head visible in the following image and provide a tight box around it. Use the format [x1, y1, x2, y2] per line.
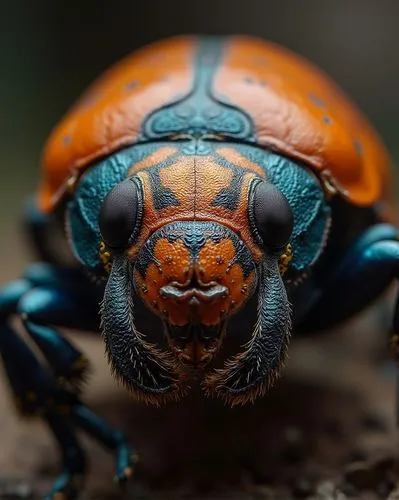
[97, 174, 295, 405]
[133, 221, 257, 367]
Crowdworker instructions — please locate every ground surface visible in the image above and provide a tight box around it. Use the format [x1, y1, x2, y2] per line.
[0, 292, 399, 500]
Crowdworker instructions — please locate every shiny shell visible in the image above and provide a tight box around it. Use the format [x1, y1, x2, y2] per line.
[38, 35, 392, 212]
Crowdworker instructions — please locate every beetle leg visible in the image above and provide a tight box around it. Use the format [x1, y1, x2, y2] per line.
[0, 263, 135, 498]
[298, 223, 399, 430]
[18, 285, 99, 388]
[298, 223, 399, 332]
[71, 404, 137, 484]
[1, 263, 100, 384]
[43, 413, 86, 500]
[0, 321, 85, 500]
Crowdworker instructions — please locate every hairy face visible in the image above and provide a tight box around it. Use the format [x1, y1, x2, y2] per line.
[133, 221, 257, 367]
[95, 173, 295, 406]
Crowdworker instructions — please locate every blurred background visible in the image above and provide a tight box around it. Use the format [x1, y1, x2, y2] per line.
[1, 1, 399, 497]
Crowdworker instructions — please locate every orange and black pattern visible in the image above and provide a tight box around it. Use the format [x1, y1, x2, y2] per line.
[39, 36, 392, 213]
[125, 141, 266, 262]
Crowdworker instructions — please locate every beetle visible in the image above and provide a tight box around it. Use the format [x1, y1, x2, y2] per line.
[1, 35, 398, 499]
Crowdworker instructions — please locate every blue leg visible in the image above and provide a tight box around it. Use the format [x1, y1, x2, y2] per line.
[299, 223, 399, 332]
[43, 414, 86, 500]
[0, 264, 135, 499]
[299, 223, 399, 432]
[71, 405, 137, 483]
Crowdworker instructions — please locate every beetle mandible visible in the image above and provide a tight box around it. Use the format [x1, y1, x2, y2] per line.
[1, 35, 398, 499]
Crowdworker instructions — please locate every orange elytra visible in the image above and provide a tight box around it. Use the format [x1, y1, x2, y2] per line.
[38, 35, 393, 214]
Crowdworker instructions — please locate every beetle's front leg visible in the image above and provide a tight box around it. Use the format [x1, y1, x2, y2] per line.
[299, 223, 399, 422]
[0, 263, 135, 499]
[298, 224, 399, 333]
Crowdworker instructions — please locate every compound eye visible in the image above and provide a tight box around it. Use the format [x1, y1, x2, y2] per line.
[251, 181, 293, 251]
[99, 178, 141, 249]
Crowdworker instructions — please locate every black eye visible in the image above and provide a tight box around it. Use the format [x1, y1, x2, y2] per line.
[251, 181, 293, 251]
[99, 178, 141, 249]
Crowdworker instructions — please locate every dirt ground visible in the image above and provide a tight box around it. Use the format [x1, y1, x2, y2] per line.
[0, 290, 399, 500]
